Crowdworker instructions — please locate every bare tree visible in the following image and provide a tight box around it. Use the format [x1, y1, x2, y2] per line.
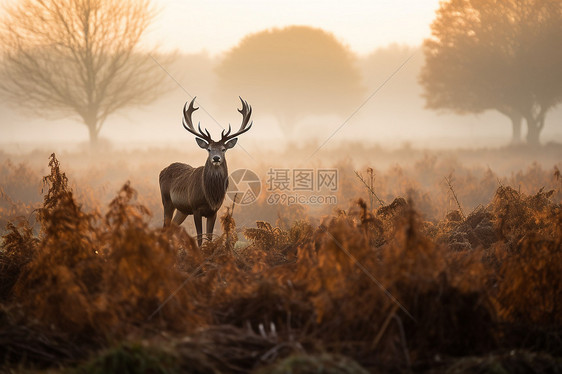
[0, 0, 168, 148]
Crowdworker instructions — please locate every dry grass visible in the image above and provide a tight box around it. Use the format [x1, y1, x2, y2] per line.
[0, 151, 561, 373]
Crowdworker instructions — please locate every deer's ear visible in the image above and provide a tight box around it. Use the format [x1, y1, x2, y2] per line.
[224, 138, 237, 149]
[195, 138, 208, 149]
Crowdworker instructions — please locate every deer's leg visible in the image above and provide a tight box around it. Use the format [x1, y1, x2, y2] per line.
[206, 213, 217, 243]
[172, 210, 188, 226]
[193, 211, 203, 247]
[162, 198, 175, 228]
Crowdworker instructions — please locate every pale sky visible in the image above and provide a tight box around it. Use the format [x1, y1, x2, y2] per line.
[148, 0, 442, 55]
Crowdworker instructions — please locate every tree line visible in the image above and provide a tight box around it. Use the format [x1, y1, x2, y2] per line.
[0, 0, 560, 147]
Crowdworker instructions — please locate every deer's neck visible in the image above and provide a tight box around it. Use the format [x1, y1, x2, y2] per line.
[202, 160, 228, 211]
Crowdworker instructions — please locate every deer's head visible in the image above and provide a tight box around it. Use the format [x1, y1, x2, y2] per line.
[182, 97, 252, 167]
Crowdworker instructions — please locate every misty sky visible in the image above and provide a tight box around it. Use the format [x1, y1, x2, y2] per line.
[148, 0, 441, 55]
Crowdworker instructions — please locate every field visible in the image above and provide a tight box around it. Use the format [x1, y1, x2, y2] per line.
[1, 144, 561, 373]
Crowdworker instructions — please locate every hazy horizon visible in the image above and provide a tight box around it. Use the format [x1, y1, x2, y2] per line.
[1, 1, 561, 151]
[2, 45, 561, 151]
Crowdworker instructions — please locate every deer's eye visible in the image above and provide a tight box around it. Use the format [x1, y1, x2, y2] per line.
[221, 148, 226, 152]
[207, 149, 210, 152]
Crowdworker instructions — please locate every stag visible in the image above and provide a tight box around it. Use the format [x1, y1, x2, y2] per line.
[159, 97, 253, 246]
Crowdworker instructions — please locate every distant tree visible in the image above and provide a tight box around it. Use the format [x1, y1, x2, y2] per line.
[215, 26, 364, 135]
[0, 0, 168, 148]
[420, 0, 562, 145]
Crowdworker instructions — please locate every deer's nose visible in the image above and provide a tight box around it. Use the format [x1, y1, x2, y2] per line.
[213, 156, 221, 163]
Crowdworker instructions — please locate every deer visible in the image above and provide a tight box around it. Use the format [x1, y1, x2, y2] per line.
[159, 97, 253, 246]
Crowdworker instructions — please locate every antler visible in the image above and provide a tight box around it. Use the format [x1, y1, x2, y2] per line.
[221, 97, 253, 142]
[182, 97, 213, 143]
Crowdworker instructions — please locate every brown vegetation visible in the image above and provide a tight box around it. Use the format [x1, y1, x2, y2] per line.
[0, 152, 561, 372]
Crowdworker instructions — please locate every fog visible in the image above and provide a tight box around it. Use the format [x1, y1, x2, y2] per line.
[1, 3, 561, 228]
[2, 3, 562, 371]
[2, 0, 562, 156]
[2, 45, 561, 154]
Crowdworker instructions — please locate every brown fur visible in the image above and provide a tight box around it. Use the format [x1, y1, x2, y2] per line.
[159, 97, 253, 246]
[159, 158, 229, 245]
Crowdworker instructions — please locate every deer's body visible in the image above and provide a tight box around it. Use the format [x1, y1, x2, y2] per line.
[159, 161, 227, 224]
[159, 97, 252, 246]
